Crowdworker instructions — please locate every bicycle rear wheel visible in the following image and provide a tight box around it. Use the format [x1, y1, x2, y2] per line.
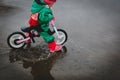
[7, 32, 26, 49]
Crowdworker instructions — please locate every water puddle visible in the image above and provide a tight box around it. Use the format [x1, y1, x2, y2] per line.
[9, 43, 67, 62]
[8, 44, 67, 80]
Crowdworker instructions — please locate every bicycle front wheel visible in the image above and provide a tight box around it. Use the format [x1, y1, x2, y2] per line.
[53, 29, 68, 45]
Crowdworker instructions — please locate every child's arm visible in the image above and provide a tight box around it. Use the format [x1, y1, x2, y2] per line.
[38, 8, 54, 23]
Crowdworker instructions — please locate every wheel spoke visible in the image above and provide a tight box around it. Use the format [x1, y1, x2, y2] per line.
[53, 30, 67, 45]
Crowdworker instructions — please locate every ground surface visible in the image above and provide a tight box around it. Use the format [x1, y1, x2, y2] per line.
[0, 0, 120, 80]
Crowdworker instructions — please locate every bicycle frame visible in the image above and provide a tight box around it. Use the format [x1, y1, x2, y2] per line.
[16, 37, 31, 44]
[16, 21, 60, 44]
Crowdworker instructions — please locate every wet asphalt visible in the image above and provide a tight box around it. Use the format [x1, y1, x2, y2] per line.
[0, 0, 120, 80]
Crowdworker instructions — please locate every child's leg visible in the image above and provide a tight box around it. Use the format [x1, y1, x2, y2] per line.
[39, 31, 62, 53]
[40, 32, 54, 43]
[28, 13, 38, 27]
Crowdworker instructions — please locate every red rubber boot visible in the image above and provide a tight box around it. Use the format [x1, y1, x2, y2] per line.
[48, 41, 62, 53]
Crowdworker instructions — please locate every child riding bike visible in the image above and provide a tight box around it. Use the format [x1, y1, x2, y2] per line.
[28, 0, 62, 53]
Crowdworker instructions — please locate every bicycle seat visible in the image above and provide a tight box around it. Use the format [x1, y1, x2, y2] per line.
[21, 26, 34, 32]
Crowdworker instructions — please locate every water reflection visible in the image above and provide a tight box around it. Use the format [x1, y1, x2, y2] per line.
[9, 46, 67, 80]
[23, 57, 55, 80]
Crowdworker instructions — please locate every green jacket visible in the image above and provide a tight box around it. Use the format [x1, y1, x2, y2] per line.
[31, 0, 45, 14]
[38, 7, 53, 31]
[31, 0, 54, 31]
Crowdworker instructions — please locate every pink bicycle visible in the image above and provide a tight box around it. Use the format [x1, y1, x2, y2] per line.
[7, 21, 68, 49]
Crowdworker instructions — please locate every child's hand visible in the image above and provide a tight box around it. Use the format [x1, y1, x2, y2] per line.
[52, 17, 56, 21]
[49, 19, 55, 26]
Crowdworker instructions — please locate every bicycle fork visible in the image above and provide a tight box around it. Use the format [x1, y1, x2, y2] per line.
[53, 26, 61, 38]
